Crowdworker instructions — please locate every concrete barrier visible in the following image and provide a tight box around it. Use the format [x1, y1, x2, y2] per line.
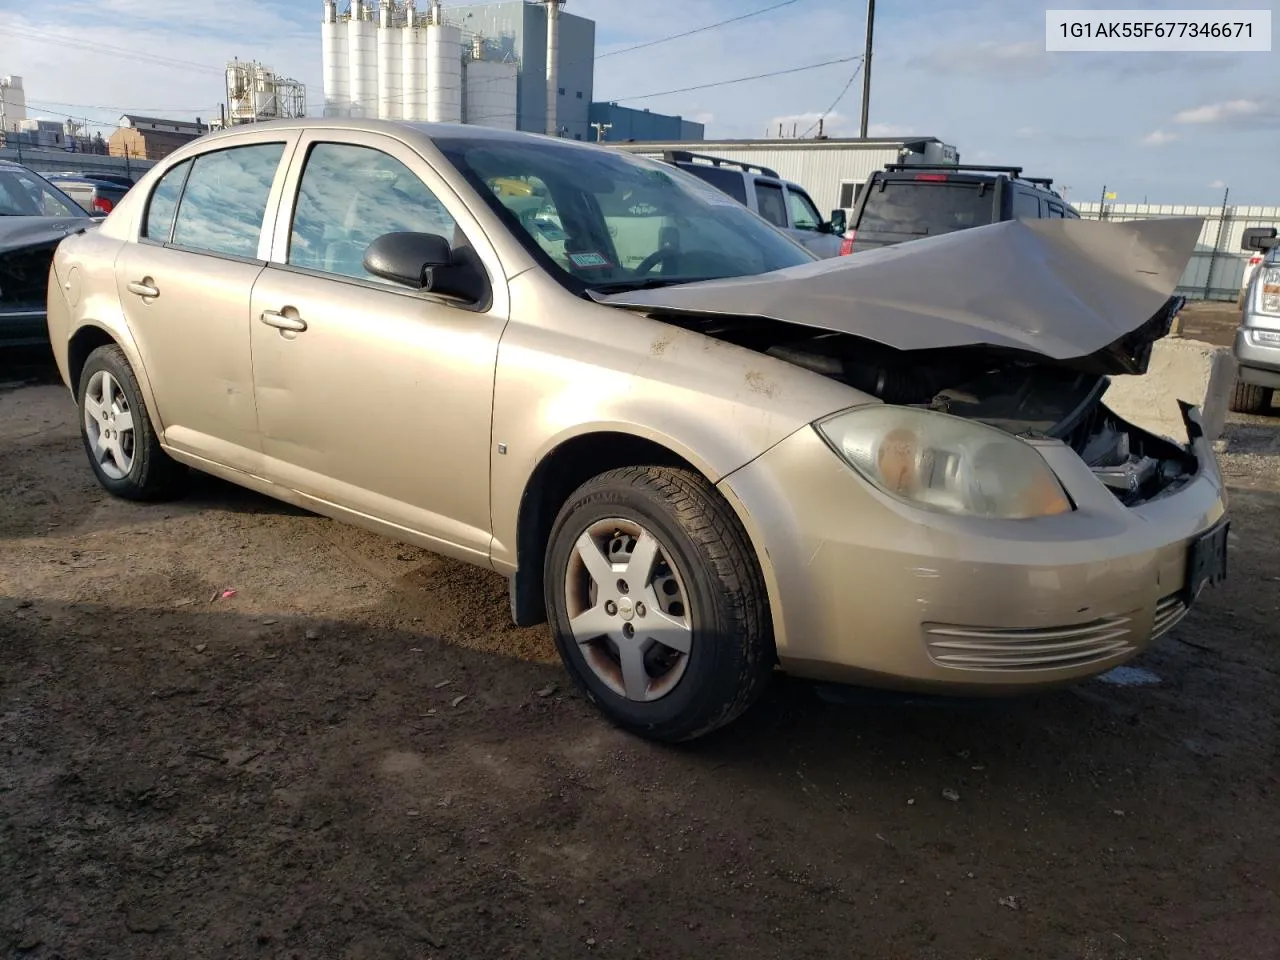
[1104, 338, 1237, 443]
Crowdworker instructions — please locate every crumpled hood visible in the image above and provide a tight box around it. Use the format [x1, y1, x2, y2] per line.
[0, 216, 93, 255]
[596, 216, 1202, 373]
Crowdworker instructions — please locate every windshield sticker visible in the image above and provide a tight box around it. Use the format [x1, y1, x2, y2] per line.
[568, 251, 612, 269]
[535, 220, 566, 241]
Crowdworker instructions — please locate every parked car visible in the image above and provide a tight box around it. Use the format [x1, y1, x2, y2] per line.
[44, 173, 131, 217]
[46, 120, 1227, 741]
[840, 163, 1080, 255]
[1230, 226, 1280, 414]
[652, 150, 845, 258]
[0, 159, 95, 346]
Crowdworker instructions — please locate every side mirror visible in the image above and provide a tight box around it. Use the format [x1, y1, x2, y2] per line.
[364, 231, 452, 288]
[1242, 226, 1278, 253]
[828, 209, 848, 235]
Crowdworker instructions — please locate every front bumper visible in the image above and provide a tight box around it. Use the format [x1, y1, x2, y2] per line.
[1234, 327, 1280, 388]
[717, 409, 1227, 694]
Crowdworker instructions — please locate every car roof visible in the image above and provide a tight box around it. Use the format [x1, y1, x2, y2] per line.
[189, 117, 595, 151]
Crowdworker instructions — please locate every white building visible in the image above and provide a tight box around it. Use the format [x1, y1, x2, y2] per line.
[1, 75, 28, 131]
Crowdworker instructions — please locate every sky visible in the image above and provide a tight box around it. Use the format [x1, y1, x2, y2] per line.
[1, 0, 1276, 205]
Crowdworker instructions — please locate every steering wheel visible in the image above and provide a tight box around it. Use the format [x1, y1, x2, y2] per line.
[633, 247, 680, 276]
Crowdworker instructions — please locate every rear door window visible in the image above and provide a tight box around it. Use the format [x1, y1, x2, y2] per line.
[856, 180, 997, 241]
[1046, 201, 1065, 218]
[171, 142, 286, 259]
[754, 181, 788, 228]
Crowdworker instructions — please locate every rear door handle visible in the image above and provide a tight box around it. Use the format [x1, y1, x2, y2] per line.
[260, 309, 307, 333]
[127, 280, 159, 298]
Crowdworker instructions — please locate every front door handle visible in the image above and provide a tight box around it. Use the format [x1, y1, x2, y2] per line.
[127, 280, 159, 299]
[260, 309, 307, 333]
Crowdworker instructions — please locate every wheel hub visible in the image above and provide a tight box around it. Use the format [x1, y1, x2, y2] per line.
[563, 518, 694, 703]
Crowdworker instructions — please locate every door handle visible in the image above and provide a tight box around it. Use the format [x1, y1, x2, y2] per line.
[260, 309, 307, 333]
[127, 280, 159, 299]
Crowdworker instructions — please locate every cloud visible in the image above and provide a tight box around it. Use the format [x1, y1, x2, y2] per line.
[1014, 126, 1040, 140]
[866, 122, 916, 138]
[1209, 179, 1226, 189]
[1143, 129, 1178, 147]
[1173, 99, 1273, 125]
[911, 40, 1048, 79]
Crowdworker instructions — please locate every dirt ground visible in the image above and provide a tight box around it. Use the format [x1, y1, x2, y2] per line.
[3, 304, 1278, 960]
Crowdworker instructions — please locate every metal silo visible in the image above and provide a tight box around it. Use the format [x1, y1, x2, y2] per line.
[320, 0, 350, 118]
[425, 10, 462, 124]
[347, 0, 377, 118]
[377, 1, 402, 119]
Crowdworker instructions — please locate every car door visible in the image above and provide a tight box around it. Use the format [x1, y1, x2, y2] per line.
[783, 184, 840, 258]
[249, 130, 509, 559]
[115, 132, 296, 472]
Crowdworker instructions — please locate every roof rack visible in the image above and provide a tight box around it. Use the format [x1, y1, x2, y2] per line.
[661, 150, 780, 180]
[884, 162, 1024, 177]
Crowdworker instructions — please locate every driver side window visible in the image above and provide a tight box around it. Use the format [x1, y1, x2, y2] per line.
[288, 142, 458, 283]
[786, 188, 821, 231]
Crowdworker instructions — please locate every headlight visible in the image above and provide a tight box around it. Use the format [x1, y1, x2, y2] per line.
[1260, 267, 1280, 314]
[815, 406, 1073, 519]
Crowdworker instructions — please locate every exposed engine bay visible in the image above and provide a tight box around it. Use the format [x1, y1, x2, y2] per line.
[667, 313, 1199, 507]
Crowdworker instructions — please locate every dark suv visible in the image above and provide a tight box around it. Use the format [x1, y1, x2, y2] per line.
[839, 163, 1079, 256]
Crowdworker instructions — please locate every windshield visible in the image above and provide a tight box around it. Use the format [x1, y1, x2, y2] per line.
[0, 165, 87, 218]
[435, 137, 815, 290]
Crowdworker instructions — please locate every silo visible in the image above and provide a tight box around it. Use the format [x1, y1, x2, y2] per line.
[401, 4, 429, 122]
[347, 0, 377, 119]
[465, 59, 517, 130]
[320, 1, 349, 118]
[425, 21, 462, 123]
[377, 2, 402, 119]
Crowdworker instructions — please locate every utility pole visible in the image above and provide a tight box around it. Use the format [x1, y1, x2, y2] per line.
[1098, 183, 1107, 220]
[859, 0, 875, 138]
[591, 121, 611, 142]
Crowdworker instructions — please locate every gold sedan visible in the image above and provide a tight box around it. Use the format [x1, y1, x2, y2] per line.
[46, 120, 1227, 741]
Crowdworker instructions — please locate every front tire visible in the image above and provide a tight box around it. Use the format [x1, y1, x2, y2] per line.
[77, 344, 186, 501]
[1229, 379, 1273, 415]
[544, 466, 774, 742]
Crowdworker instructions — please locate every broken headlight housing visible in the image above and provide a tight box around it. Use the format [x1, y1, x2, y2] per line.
[816, 406, 1073, 519]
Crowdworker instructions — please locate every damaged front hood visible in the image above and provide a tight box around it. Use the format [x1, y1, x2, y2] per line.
[0, 216, 93, 256]
[596, 216, 1202, 374]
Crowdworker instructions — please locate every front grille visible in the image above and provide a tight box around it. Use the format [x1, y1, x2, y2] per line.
[1150, 593, 1188, 640]
[924, 617, 1136, 671]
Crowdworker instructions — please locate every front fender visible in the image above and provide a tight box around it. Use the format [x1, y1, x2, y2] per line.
[488, 270, 865, 568]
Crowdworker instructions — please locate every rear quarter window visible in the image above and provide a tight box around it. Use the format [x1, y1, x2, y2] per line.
[673, 164, 748, 205]
[857, 180, 997, 240]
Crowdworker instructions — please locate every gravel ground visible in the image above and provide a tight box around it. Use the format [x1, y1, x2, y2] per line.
[3, 318, 1278, 960]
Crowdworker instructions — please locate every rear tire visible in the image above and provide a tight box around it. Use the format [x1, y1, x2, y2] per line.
[1229, 380, 1273, 415]
[77, 344, 186, 501]
[544, 466, 774, 742]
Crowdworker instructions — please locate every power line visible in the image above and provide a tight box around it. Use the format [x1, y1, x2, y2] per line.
[799, 62, 864, 138]
[4, 25, 228, 77]
[597, 0, 809, 59]
[609, 55, 862, 103]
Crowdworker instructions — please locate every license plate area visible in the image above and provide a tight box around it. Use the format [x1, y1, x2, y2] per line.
[1184, 521, 1229, 601]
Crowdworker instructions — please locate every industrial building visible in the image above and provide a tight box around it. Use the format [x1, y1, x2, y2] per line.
[319, 1, 697, 142]
[588, 102, 704, 143]
[219, 60, 307, 127]
[612, 136, 961, 216]
[109, 115, 211, 161]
